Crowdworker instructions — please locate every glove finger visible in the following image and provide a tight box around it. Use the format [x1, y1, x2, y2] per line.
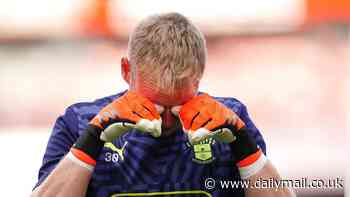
[179, 94, 216, 130]
[140, 100, 161, 119]
[135, 118, 162, 137]
[202, 109, 226, 131]
[179, 107, 201, 130]
[155, 104, 165, 115]
[90, 105, 126, 129]
[207, 100, 235, 130]
[125, 91, 161, 120]
[113, 100, 142, 123]
[183, 100, 225, 144]
[211, 128, 236, 143]
[190, 111, 212, 131]
[121, 95, 151, 120]
[206, 108, 240, 143]
[100, 122, 135, 142]
[170, 105, 182, 117]
[101, 118, 162, 141]
[131, 101, 155, 120]
[188, 128, 211, 145]
[187, 112, 225, 144]
[188, 126, 235, 145]
[119, 92, 162, 137]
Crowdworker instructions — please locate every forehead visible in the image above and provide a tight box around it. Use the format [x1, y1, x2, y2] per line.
[146, 90, 193, 107]
[133, 73, 197, 106]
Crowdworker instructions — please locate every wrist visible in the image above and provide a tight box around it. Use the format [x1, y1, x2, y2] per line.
[229, 127, 267, 179]
[229, 127, 259, 163]
[237, 149, 267, 179]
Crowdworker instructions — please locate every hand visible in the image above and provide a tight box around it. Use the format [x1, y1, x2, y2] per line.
[90, 91, 162, 141]
[176, 94, 245, 144]
[70, 91, 162, 168]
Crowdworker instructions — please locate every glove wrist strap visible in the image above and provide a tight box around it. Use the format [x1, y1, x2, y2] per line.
[71, 124, 104, 166]
[229, 127, 267, 179]
[237, 149, 267, 179]
[67, 151, 95, 171]
[230, 126, 259, 163]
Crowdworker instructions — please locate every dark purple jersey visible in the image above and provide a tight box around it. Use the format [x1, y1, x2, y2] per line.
[35, 90, 266, 196]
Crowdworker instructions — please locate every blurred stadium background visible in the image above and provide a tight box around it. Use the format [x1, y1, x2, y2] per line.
[0, 0, 348, 196]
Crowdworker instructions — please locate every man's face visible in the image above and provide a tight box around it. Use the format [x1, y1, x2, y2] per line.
[130, 71, 199, 132]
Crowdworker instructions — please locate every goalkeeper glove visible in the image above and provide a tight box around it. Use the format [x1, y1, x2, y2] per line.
[68, 91, 162, 170]
[177, 94, 267, 179]
[177, 94, 244, 144]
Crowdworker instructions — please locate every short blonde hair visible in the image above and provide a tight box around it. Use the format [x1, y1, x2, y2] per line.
[127, 12, 207, 93]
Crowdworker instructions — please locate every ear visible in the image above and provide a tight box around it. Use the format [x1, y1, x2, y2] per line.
[193, 79, 200, 90]
[121, 57, 131, 84]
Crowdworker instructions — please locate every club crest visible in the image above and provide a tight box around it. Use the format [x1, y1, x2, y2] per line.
[189, 138, 216, 164]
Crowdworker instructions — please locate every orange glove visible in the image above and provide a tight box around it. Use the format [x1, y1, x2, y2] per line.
[70, 91, 162, 168]
[177, 94, 266, 179]
[91, 91, 162, 141]
[178, 94, 245, 144]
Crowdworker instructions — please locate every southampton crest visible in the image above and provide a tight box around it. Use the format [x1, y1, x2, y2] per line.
[188, 138, 216, 164]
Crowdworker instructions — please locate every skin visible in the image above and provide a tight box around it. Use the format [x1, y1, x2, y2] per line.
[31, 157, 91, 197]
[121, 57, 199, 136]
[245, 161, 296, 197]
[32, 58, 294, 197]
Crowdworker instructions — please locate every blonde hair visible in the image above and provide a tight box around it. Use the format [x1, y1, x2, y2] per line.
[127, 12, 207, 94]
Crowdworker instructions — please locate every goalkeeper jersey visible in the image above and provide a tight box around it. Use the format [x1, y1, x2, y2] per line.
[35, 90, 266, 197]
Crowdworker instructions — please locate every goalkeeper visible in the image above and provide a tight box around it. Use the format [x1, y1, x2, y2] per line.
[32, 13, 294, 197]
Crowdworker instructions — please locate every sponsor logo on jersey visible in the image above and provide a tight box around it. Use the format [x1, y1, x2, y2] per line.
[104, 141, 128, 163]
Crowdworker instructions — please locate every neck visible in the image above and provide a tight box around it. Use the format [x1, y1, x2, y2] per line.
[161, 128, 178, 137]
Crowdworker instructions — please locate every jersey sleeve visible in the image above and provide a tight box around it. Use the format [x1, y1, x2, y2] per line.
[238, 104, 267, 155]
[33, 106, 79, 189]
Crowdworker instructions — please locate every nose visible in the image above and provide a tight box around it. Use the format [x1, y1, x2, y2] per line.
[162, 108, 176, 129]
